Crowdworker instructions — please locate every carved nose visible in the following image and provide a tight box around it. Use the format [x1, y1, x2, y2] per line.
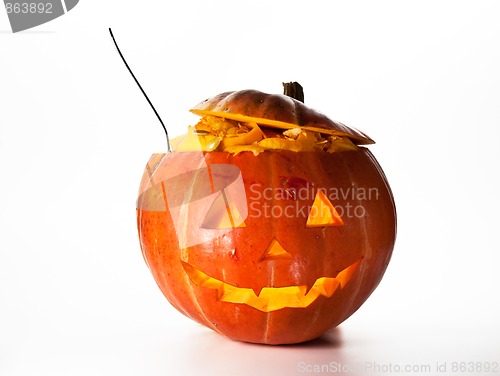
[259, 238, 292, 262]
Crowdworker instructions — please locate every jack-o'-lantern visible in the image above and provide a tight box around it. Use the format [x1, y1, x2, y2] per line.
[136, 83, 396, 345]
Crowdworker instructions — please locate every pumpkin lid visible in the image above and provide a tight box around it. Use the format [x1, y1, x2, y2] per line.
[190, 89, 374, 145]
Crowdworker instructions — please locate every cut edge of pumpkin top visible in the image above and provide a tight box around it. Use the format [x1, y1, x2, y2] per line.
[171, 114, 366, 155]
[171, 89, 373, 155]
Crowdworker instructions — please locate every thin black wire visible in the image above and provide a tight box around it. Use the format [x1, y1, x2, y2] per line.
[108, 28, 171, 152]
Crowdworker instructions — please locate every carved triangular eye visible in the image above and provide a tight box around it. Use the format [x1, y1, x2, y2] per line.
[202, 191, 246, 229]
[306, 190, 344, 227]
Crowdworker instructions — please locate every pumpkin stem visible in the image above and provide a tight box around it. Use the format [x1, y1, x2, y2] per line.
[283, 82, 304, 103]
[109, 28, 172, 152]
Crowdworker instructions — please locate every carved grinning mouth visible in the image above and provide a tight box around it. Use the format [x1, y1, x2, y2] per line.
[182, 259, 362, 312]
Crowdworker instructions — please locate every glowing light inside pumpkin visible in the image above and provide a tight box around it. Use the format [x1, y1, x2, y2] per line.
[182, 259, 362, 312]
[259, 238, 292, 261]
[306, 190, 344, 227]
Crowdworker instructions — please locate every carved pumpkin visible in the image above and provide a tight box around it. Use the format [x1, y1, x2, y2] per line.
[137, 84, 396, 345]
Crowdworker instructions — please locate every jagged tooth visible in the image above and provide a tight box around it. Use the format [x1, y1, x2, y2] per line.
[324, 279, 341, 297]
[182, 259, 362, 312]
[336, 259, 362, 288]
[219, 284, 256, 304]
[257, 286, 308, 311]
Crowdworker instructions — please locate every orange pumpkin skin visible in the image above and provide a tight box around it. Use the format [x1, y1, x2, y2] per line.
[137, 149, 396, 344]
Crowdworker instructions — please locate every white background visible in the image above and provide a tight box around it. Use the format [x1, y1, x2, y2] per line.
[1, 1, 500, 375]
